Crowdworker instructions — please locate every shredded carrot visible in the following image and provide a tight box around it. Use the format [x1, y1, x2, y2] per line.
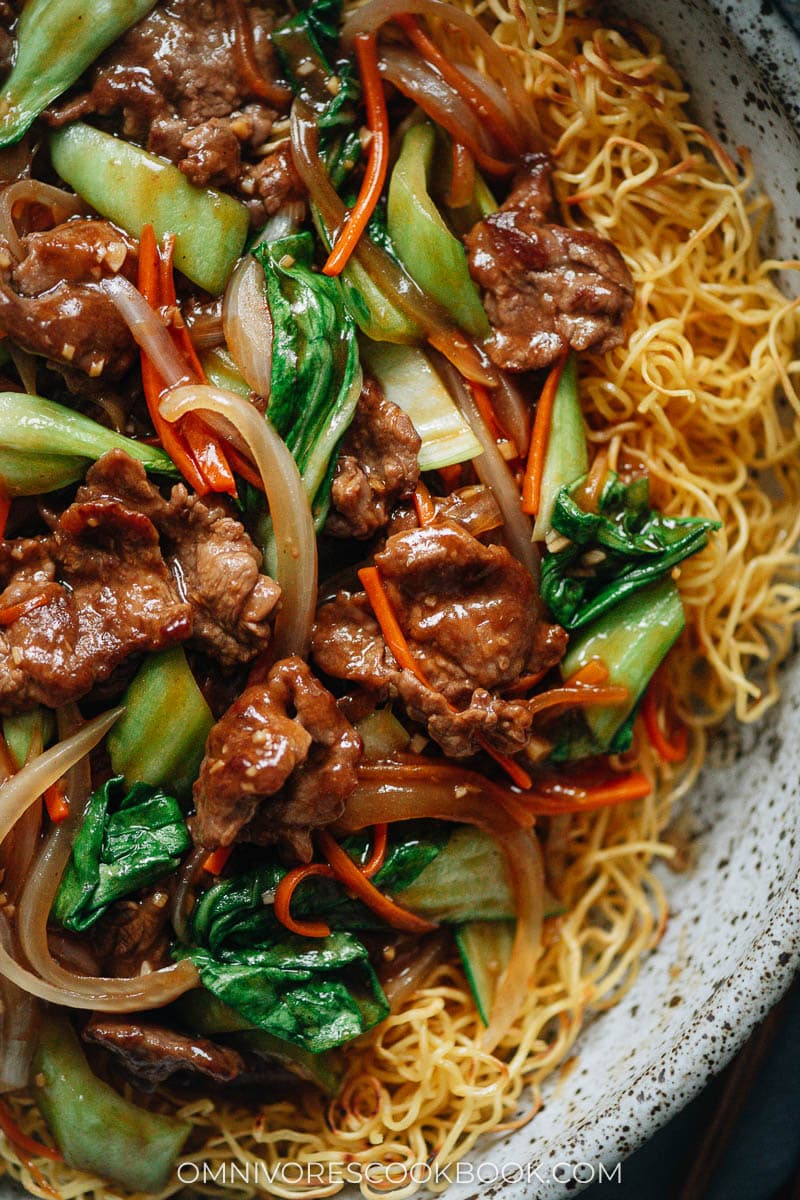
[501, 667, 550, 697]
[138, 225, 209, 494]
[447, 141, 476, 209]
[274, 863, 335, 938]
[323, 34, 389, 276]
[0, 1099, 62, 1164]
[522, 349, 568, 515]
[394, 13, 520, 159]
[0, 589, 54, 627]
[224, 444, 266, 492]
[158, 235, 236, 497]
[527, 680, 629, 718]
[202, 846, 232, 876]
[438, 463, 463, 492]
[524, 770, 652, 814]
[318, 830, 436, 933]
[0, 492, 9, 541]
[413, 481, 437, 527]
[358, 565, 533, 788]
[641, 680, 688, 763]
[573, 447, 609, 514]
[363, 823, 389, 878]
[469, 380, 510, 449]
[565, 659, 609, 687]
[44, 779, 69, 824]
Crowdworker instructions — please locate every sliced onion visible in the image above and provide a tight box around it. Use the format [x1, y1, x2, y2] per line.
[185, 307, 225, 352]
[170, 845, 207, 944]
[222, 254, 273, 396]
[7, 346, 37, 397]
[290, 100, 496, 387]
[341, 0, 539, 146]
[380, 931, 448, 1010]
[378, 47, 512, 175]
[493, 370, 531, 455]
[340, 762, 544, 1053]
[0, 708, 199, 1009]
[0, 912, 36, 1091]
[0, 180, 86, 261]
[161, 384, 317, 658]
[101, 275, 191, 388]
[437, 357, 539, 582]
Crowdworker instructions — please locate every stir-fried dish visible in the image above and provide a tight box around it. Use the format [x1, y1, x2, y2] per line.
[0, 0, 797, 1196]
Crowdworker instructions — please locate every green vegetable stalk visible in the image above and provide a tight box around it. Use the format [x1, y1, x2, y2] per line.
[107, 647, 214, 796]
[50, 123, 249, 294]
[387, 123, 490, 339]
[554, 577, 686, 758]
[33, 1012, 190, 1193]
[254, 231, 362, 526]
[532, 353, 589, 541]
[2, 706, 53, 768]
[52, 775, 191, 932]
[0, 391, 176, 496]
[0, 0, 158, 147]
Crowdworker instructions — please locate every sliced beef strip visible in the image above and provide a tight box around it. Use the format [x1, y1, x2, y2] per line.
[0, 218, 138, 378]
[466, 151, 634, 372]
[84, 1016, 248, 1090]
[46, 0, 298, 209]
[0, 495, 192, 715]
[312, 521, 567, 757]
[0, 450, 279, 713]
[75, 450, 281, 667]
[192, 657, 362, 859]
[90, 886, 172, 978]
[326, 378, 421, 541]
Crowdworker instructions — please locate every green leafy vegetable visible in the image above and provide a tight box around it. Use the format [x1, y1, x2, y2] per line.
[253, 231, 362, 526]
[0, 0, 158, 146]
[552, 577, 686, 760]
[388, 123, 490, 338]
[50, 123, 249, 294]
[541, 472, 717, 629]
[272, 0, 359, 130]
[177, 934, 388, 1054]
[455, 920, 514, 1026]
[0, 391, 176, 496]
[33, 1012, 190, 1193]
[107, 647, 214, 797]
[532, 354, 589, 541]
[52, 776, 190, 933]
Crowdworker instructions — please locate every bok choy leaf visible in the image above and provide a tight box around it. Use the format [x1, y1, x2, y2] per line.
[253, 231, 361, 527]
[52, 776, 190, 933]
[176, 934, 388, 1054]
[0, 391, 177, 496]
[541, 472, 717, 629]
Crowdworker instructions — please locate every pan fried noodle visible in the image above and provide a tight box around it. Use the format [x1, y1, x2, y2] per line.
[3, 0, 800, 1197]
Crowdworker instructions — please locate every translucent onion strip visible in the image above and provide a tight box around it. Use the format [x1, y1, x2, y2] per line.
[102, 274, 190, 389]
[0, 709, 200, 1009]
[222, 254, 273, 397]
[161, 384, 317, 658]
[437, 358, 539, 582]
[0, 912, 36, 1091]
[0, 179, 86, 261]
[340, 0, 539, 146]
[340, 764, 545, 1052]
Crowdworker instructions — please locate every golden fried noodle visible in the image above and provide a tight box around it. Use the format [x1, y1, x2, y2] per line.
[3, 0, 800, 1196]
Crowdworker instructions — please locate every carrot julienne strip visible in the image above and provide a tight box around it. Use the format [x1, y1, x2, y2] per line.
[641, 681, 688, 763]
[0, 589, 54, 627]
[274, 863, 335, 939]
[357, 565, 533, 789]
[521, 770, 652, 814]
[202, 846, 232, 876]
[0, 1099, 62, 1163]
[363, 823, 389, 877]
[0, 492, 9, 541]
[522, 348, 568, 515]
[413, 481, 437, 527]
[323, 34, 389, 277]
[44, 779, 70, 824]
[318, 830, 436, 933]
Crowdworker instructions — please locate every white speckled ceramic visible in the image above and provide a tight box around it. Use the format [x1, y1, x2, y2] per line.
[443, 4, 800, 1197]
[1, 5, 798, 1200]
